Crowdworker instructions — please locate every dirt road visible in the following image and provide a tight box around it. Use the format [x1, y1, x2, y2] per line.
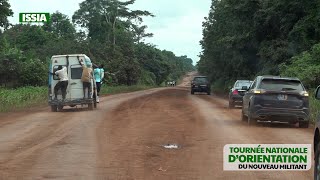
[0, 73, 314, 180]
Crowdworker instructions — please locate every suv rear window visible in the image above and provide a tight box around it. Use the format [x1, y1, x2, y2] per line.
[259, 79, 304, 92]
[235, 81, 252, 88]
[194, 77, 208, 83]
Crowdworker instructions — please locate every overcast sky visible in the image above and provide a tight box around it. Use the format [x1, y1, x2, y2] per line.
[8, 0, 211, 65]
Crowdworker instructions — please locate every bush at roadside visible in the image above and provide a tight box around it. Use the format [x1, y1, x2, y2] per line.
[0, 85, 157, 112]
[309, 90, 320, 124]
[0, 86, 47, 112]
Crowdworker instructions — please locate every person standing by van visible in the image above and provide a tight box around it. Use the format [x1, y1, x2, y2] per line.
[77, 58, 93, 99]
[52, 65, 68, 101]
[94, 64, 105, 103]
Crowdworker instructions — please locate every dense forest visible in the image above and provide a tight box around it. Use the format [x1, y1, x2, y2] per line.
[0, 0, 194, 87]
[198, 0, 320, 91]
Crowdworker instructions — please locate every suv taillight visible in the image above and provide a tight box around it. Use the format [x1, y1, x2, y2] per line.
[232, 89, 239, 95]
[300, 91, 309, 97]
[253, 89, 266, 94]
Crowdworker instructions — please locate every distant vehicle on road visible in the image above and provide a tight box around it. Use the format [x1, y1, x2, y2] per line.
[191, 76, 211, 95]
[241, 75, 309, 127]
[313, 86, 320, 179]
[48, 54, 98, 112]
[167, 81, 176, 87]
[228, 80, 253, 108]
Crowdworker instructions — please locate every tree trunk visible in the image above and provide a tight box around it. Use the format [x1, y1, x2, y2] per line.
[112, 8, 118, 51]
[105, 13, 111, 43]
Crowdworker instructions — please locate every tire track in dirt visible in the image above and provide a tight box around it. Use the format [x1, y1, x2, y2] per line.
[0, 110, 95, 179]
[0, 82, 314, 179]
[96, 88, 209, 180]
[0, 87, 166, 179]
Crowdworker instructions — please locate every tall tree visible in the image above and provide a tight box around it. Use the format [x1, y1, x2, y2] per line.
[0, 0, 13, 29]
[131, 23, 153, 43]
[43, 11, 76, 39]
[198, 0, 320, 90]
[72, 0, 154, 46]
[0, 0, 194, 87]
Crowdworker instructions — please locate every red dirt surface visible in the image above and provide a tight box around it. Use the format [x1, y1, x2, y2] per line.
[0, 72, 313, 179]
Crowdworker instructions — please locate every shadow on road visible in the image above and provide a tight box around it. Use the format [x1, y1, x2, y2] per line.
[56, 106, 92, 113]
[246, 121, 299, 129]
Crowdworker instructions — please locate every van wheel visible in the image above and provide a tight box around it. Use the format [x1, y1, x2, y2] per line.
[88, 103, 93, 110]
[51, 105, 57, 112]
[57, 105, 63, 111]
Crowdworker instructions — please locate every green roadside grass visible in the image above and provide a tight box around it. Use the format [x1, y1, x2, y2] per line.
[0, 86, 48, 112]
[0, 84, 157, 113]
[309, 90, 320, 124]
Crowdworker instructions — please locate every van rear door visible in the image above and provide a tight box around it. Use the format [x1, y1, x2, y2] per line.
[50, 57, 70, 100]
[68, 56, 84, 100]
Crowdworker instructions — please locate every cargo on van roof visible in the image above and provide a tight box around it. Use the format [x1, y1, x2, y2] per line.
[51, 54, 94, 67]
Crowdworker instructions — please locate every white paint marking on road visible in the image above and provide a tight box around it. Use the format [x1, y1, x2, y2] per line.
[163, 144, 179, 149]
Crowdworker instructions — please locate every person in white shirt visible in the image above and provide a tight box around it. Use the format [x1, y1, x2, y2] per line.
[52, 65, 68, 100]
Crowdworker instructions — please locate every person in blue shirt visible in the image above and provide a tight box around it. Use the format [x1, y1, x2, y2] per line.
[94, 64, 105, 103]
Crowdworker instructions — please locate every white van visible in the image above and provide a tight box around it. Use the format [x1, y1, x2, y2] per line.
[48, 54, 97, 112]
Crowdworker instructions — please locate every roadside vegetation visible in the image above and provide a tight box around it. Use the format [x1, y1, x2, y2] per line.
[309, 91, 320, 124]
[0, 86, 47, 112]
[199, 0, 320, 123]
[199, 0, 320, 89]
[0, 0, 194, 112]
[0, 84, 158, 112]
[0, 0, 194, 88]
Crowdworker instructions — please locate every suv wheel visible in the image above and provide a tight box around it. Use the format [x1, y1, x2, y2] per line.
[229, 100, 235, 109]
[207, 90, 211, 95]
[191, 90, 194, 95]
[241, 110, 247, 121]
[315, 143, 320, 180]
[247, 111, 257, 126]
[299, 122, 309, 128]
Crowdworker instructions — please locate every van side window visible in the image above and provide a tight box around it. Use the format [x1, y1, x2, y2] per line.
[71, 65, 82, 79]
